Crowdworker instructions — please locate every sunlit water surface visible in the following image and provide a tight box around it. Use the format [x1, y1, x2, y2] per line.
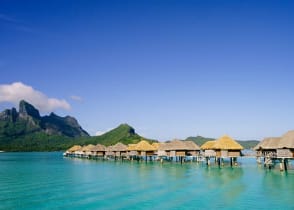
[0, 152, 293, 209]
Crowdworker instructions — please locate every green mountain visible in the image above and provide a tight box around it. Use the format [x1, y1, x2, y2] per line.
[185, 136, 259, 149]
[185, 136, 215, 146]
[236, 140, 260, 150]
[0, 101, 155, 151]
[77, 123, 156, 146]
[0, 100, 89, 151]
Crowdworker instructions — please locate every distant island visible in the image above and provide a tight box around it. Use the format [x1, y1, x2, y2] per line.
[0, 100, 259, 151]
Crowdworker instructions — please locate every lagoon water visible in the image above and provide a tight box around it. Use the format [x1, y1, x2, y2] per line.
[0, 153, 293, 210]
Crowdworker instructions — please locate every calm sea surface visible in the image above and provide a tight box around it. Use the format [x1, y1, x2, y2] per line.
[0, 152, 293, 210]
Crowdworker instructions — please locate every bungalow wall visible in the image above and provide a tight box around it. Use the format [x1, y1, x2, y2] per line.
[170, 151, 176, 157]
[92, 151, 105, 156]
[121, 152, 127, 157]
[216, 150, 241, 158]
[228, 150, 241, 157]
[187, 151, 200, 156]
[139, 151, 146, 156]
[220, 150, 228, 157]
[204, 150, 216, 157]
[157, 150, 167, 156]
[277, 149, 293, 158]
[128, 151, 138, 156]
[106, 151, 115, 156]
[175, 151, 185, 157]
[262, 150, 277, 158]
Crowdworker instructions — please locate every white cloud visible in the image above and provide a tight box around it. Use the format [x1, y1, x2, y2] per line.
[70, 95, 83, 102]
[95, 128, 113, 136]
[0, 82, 71, 112]
[95, 131, 106, 136]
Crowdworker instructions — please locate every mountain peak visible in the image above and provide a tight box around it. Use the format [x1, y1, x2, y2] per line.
[19, 100, 40, 119]
[117, 123, 135, 135]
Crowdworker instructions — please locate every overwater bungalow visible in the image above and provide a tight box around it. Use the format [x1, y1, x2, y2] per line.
[127, 144, 138, 157]
[126, 140, 157, 161]
[152, 143, 160, 156]
[184, 141, 201, 157]
[82, 144, 96, 158]
[90, 144, 106, 158]
[111, 142, 128, 158]
[201, 135, 243, 166]
[201, 140, 216, 157]
[277, 130, 294, 158]
[75, 145, 87, 157]
[135, 140, 157, 159]
[254, 131, 294, 171]
[254, 137, 280, 163]
[158, 140, 200, 162]
[213, 135, 243, 158]
[64, 145, 82, 156]
[105, 145, 114, 157]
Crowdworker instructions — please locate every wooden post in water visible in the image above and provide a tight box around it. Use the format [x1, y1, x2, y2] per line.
[284, 158, 288, 171]
[279, 159, 284, 171]
[230, 157, 233, 167]
[206, 157, 210, 166]
[217, 157, 221, 167]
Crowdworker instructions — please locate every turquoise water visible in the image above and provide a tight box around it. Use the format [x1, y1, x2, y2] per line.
[0, 153, 293, 210]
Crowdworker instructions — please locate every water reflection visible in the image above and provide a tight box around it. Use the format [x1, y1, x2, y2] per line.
[259, 169, 294, 209]
[202, 166, 246, 204]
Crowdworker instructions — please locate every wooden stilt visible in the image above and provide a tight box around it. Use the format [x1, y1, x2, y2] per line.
[230, 157, 233, 167]
[284, 158, 288, 171]
[279, 159, 284, 171]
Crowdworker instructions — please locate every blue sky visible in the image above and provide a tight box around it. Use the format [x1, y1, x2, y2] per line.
[1, 0, 294, 140]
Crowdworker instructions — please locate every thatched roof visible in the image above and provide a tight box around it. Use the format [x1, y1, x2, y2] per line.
[278, 130, 294, 149]
[184, 141, 201, 150]
[82, 144, 95, 152]
[200, 141, 216, 150]
[127, 144, 137, 151]
[134, 140, 156, 151]
[213, 135, 243, 150]
[159, 140, 200, 151]
[67, 145, 82, 152]
[91, 144, 106, 152]
[165, 140, 187, 150]
[111, 142, 127, 152]
[158, 142, 168, 150]
[105, 145, 113, 152]
[253, 137, 280, 150]
[152, 143, 160, 150]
